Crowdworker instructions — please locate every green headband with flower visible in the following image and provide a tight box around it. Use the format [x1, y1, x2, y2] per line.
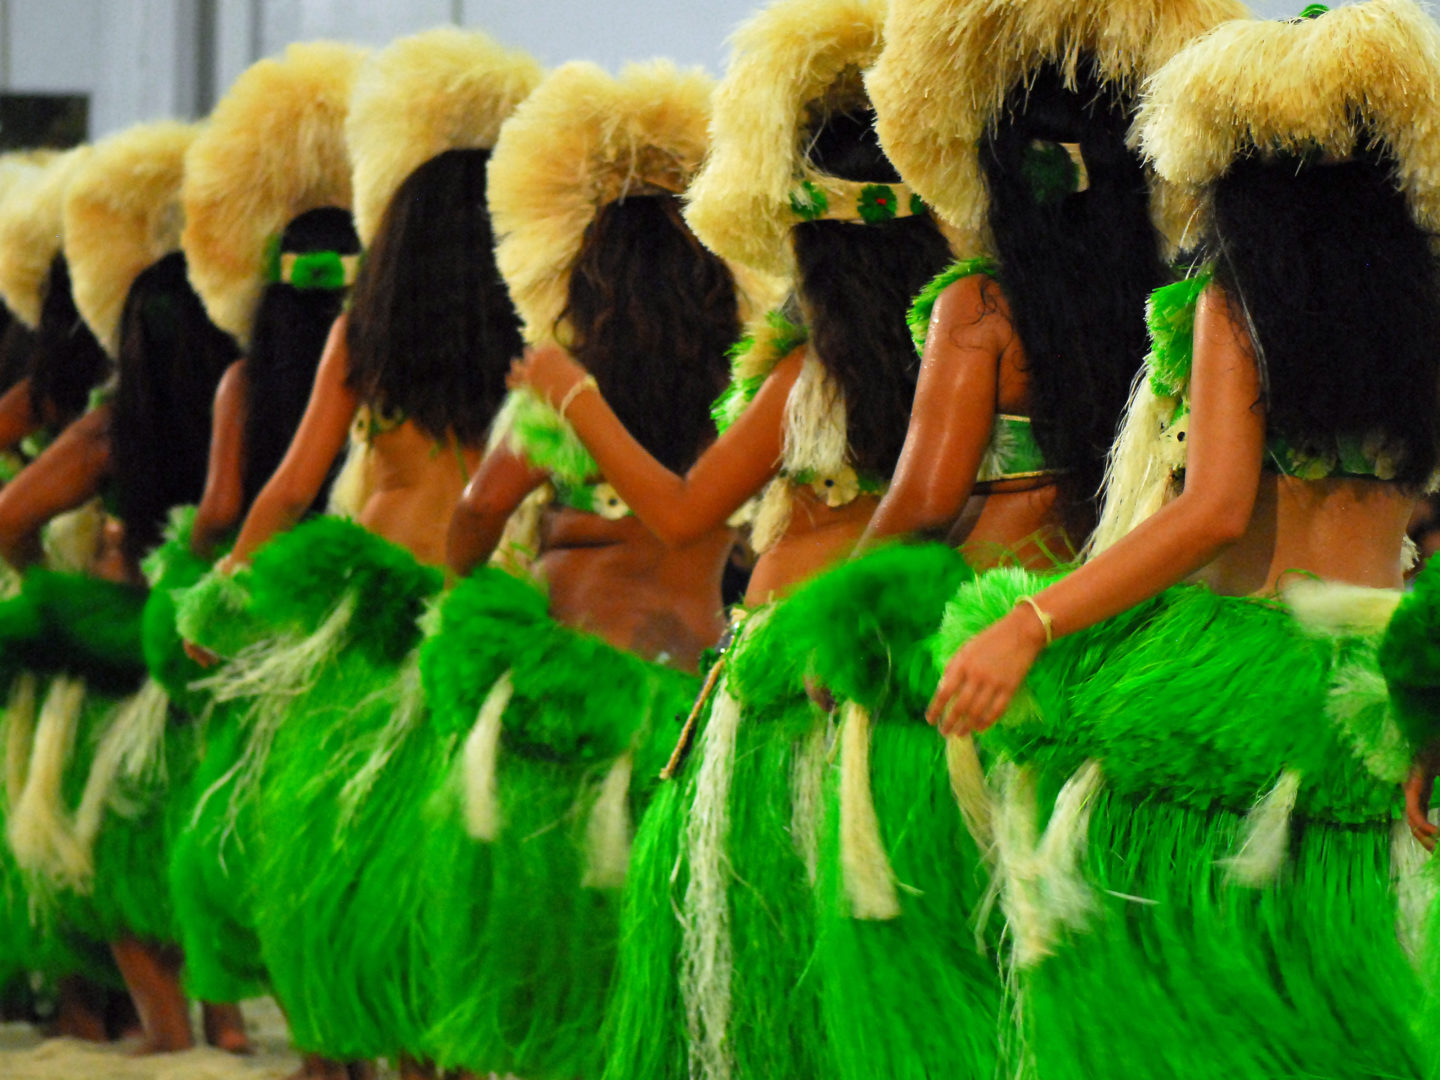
[262, 234, 362, 290]
[787, 173, 928, 225]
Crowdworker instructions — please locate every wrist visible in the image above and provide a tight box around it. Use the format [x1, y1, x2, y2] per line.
[1009, 597, 1052, 651]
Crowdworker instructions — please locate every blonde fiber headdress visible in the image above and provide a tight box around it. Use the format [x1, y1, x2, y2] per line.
[181, 41, 367, 348]
[868, 0, 1249, 258]
[0, 147, 92, 328]
[683, 0, 889, 280]
[62, 122, 199, 358]
[490, 59, 772, 344]
[347, 27, 543, 247]
[1136, 0, 1440, 240]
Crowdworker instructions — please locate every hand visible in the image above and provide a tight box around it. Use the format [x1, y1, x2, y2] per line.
[216, 552, 246, 577]
[507, 345, 588, 409]
[927, 607, 1047, 736]
[1405, 756, 1439, 851]
[183, 640, 220, 669]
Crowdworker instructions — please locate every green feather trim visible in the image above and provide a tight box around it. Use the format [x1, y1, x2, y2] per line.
[141, 506, 230, 709]
[1379, 553, 1440, 750]
[0, 572, 147, 692]
[712, 309, 809, 433]
[908, 258, 999, 354]
[500, 387, 600, 486]
[1144, 265, 1214, 398]
[173, 568, 262, 660]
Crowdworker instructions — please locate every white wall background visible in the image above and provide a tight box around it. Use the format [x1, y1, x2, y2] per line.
[0, 0, 1355, 139]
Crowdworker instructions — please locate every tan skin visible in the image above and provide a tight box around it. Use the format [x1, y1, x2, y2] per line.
[861, 274, 1078, 564]
[0, 377, 42, 456]
[190, 360, 249, 560]
[220, 315, 479, 574]
[502, 343, 874, 616]
[929, 284, 1417, 756]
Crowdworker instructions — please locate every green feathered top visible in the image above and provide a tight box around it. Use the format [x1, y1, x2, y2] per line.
[907, 257, 999, 354]
[711, 309, 809, 434]
[493, 388, 600, 488]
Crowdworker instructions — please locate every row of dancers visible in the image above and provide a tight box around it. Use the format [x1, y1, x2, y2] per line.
[0, 0, 1436, 1077]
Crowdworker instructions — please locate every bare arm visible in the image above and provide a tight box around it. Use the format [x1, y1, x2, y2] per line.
[446, 444, 548, 579]
[0, 404, 113, 569]
[223, 316, 357, 568]
[191, 360, 248, 559]
[862, 277, 1005, 545]
[0, 379, 40, 456]
[509, 343, 801, 546]
[930, 282, 1266, 733]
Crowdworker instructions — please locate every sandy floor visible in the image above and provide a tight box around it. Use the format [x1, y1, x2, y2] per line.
[0, 997, 373, 1080]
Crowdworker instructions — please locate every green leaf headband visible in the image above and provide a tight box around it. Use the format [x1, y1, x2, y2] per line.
[262, 234, 362, 290]
[1020, 140, 1090, 206]
[788, 175, 928, 225]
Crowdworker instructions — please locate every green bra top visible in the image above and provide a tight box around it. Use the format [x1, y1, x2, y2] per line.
[911, 259, 1061, 486]
[1148, 268, 1401, 482]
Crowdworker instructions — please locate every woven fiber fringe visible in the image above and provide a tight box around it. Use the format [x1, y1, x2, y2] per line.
[816, 717, 1002, 1080]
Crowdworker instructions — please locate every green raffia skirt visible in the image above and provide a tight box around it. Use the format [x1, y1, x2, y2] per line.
[774, 543, 1003, 1080]
[606, 547, 975, 1080]
[0, 569, 191, 970]
[200, 516, 441, 1060]
[421, 566, 694, 1079]
[933, 565, 1424, 1080]
[150, 509, 271, 1004]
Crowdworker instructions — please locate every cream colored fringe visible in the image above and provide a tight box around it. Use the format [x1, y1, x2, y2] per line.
[582, 751, 634, 890]
[1221, 768, 1302, 887]
[4, 673, 37, 808]
[8, 677, 87, 884]
[73, 679, 171, 870]
[461, 670, 513, 842]
[338, 650, 425, 822]
[838, 701, 900, 920]
[991, 759, 1103, 970]
[1393, 818, 1436, 964]
[680, 680, 743, 1080]
[1087, 378, 1178, 556]
[789, 717, 829, 884]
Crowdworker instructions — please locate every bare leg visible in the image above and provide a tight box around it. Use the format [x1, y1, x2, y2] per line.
[399, 1057, 436, 1080]
[201, 1000, 251, 1054]
[108, 936, 193, 1053]
[50, 976, 108, 1042]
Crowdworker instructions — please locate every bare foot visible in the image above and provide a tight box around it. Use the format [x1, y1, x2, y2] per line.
[50, 977, 109, 1042]
[109, 937, 194, 1053]
[202, 1001, 251, 1054]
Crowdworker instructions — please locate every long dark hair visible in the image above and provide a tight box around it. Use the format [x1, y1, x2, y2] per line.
[29, 255, 110, 428]
[111, 251, 239, 562]
[0, 305, 36, 398]
[1209, 145, 1440, 487]
[981, 61, 1168, 508]
[242, 206, 358, 507]
[346, 148, 521, 446]
[792, 107, 954, 478]
[558, 194, 739, 473]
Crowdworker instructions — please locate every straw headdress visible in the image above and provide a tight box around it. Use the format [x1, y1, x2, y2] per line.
[868, 0, 1249, 258]
[0, 147, 92, 328]
[683, 0, 889, 280]
[490, 59, 772, 344]
[181, 40, 366, 348]
[62, 122, 200, 358]
[347, 27, 543, 247]
[1136, 0, 1440, 242]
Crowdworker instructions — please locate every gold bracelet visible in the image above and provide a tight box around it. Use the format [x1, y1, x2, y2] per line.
[1014, 594, 1054, 646]
[557, 374, 598, 421]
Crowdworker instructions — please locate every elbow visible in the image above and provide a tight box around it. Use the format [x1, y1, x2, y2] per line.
[1193, 499, 1251, 551]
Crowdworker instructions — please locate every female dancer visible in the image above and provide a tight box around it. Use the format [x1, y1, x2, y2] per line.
[786, 2, 1242, 1077]
[930, 4, 1438, 1077]
[434, 58, 758, 1080]
[179, 29, 538, 1080]
[507, 4, 949, 1078]
[0, 121, 240, 1053]
[156, 41, 366, 1061]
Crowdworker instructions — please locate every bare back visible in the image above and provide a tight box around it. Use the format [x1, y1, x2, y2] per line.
[358, 419, 481, 568]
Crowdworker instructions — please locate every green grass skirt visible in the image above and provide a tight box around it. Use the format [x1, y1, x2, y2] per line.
[777, 543, 1002, 1080]
[933, 567, 1420, 1079]
[148, 513, 271, 1004]
[421, 567, 695, 1078]
[203, 517, 441, 1060]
